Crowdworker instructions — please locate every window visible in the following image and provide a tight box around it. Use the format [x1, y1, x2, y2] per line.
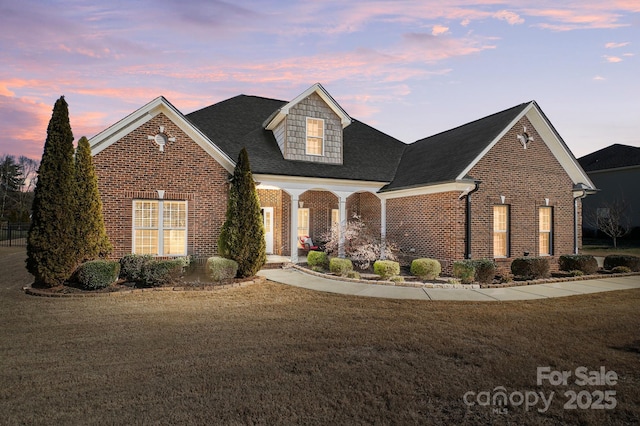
[306, 118, 324, 156]
[493, 205, 509, 258]
[133, 200, 187, 255]
[297, 208, 310, 247]
[539, 207, 552, 256]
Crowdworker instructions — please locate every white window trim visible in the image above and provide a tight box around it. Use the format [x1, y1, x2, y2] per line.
[132, 199, 188, 256]
[493, 205, 509, 259]
[539, 206, 553, 256]
[305, 117, 324, 156]
[297, 208, 310, 247]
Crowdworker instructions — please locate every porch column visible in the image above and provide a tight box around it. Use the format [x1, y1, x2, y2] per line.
[289, 189, 304, 263]
[338, 195, 347, 258]
[380, 197, 387, 260]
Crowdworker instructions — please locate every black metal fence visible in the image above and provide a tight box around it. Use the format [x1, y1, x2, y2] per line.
[0, 222, 29, 247]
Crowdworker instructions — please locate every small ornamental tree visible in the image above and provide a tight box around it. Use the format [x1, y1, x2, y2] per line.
[218, 148, 266, 277]
[26, 96, 78, 287]
[74, 136, 112, 262]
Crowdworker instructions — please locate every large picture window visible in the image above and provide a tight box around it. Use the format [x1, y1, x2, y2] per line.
[133, 200, 187, 255]
[306, 117, 324, 156]
[539, 206, 553, 256]
[493, 205, 509, 258]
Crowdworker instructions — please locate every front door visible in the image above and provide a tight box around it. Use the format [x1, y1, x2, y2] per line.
[262, 207, 274, 254]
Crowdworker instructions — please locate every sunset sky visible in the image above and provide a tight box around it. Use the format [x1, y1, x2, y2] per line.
[1, 0, 638, 161]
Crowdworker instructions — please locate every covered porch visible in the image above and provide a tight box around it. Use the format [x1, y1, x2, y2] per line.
[255, 175, 388, 263]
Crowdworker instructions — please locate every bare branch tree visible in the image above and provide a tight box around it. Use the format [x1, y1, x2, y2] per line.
[586, 197, 631, 248]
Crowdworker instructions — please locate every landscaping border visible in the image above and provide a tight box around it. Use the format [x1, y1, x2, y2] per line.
[23, 276, 266, 298]
[289, 263, 640, 290]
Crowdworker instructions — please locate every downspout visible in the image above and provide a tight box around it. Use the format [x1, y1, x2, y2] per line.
[572, 184, 598, 255]
[462, 181, 481, 259]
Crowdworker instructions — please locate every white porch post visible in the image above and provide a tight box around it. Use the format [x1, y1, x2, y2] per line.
[289, 190, 304, 263]
[338, 195, 347, 258]
[380, 197, 387, 260]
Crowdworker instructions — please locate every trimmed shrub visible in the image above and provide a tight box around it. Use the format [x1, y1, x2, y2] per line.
[76, 260, 120, 290]
[206, 256, 238, 281]
[330, 258, 353, 276]
[119, 254, 153, 282]
[140, 259, 184, 287]
[410, 258, 441, 280]
[559, 254, 598, 275]
[472, 259, 496, 284]
[453, 261, 475, 284]
[311, 265, 324, 273]
[373, 260, 400, 279]
[511, 257, 550, 280]
[307, 250, 328, 268]
[604, 255, 640, 272]
[569, 270, 584, 277]
[390, 275, 404, 283]
[611, 266, 632, 274]
[346, 270, 361, 279]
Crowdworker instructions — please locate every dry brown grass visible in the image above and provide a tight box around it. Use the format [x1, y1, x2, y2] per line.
[1, 249, 639, 425]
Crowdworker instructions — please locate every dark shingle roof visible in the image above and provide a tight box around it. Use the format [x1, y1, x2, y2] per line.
[577, 144, 640, 172]
[186, 95, 406, 182]
[383, 102, 531, 191]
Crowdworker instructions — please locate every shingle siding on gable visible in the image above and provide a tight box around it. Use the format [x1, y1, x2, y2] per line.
[93, 113, 229, 260]
[285, 92, 343, 164]
[274, 118, 287, 156]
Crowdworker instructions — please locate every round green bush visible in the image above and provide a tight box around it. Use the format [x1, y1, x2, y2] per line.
[452, 261, 475, 284]
[206, 256, 239, 281]
[611, 265, 631, 274]
[510, 257, 550, 279]
[307, 250, 328, 268]
[410, 258, 441, 280]
[559, 254, 598, 275]
[472, 259, 496, 284]
[569, 270, 584, 277]
[76, 260, 120, 290]
[140, 259, 184, 287]
[604, 255, 640, 272]
[330, 258, 353, 276]
[373, 260, 400, 279]
[119, 254, 153, 282]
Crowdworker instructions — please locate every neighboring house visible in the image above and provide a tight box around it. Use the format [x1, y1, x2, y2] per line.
[578, 144, 640, 235]
[90, 83, 595, 273]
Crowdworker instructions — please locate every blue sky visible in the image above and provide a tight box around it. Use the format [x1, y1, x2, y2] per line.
[1, 0, 638, 160]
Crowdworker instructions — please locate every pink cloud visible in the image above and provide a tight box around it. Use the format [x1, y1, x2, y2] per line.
[604, 55, 623, 63]
[493, 10, 524, 25]
[605, 42, 630, 49]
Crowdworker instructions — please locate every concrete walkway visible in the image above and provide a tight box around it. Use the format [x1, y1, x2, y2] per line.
[258, 268, 640, 301]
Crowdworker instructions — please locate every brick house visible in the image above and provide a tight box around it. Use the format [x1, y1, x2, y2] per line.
[90, 83, 595, 272]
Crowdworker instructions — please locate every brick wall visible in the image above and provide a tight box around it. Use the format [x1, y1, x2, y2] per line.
[386, 192, 465, 272]
[385, 116, 578, 273]
[299, 190, 339, 243]
[468, 116, 576, 271]
[93, 113, 229, 260]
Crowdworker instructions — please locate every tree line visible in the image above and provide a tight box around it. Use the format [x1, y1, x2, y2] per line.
[0, 155, 39, 222]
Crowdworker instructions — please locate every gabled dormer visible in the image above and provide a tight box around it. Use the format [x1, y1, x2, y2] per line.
[264, 83, 351, 165]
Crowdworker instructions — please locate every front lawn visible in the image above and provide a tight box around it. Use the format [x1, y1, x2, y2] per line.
[1, 249, 639, 425]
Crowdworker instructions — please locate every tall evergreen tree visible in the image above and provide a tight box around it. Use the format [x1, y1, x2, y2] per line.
[26, 96, 78, 287]
[74, 136, 112, 262]
[218, 147, 266, 277]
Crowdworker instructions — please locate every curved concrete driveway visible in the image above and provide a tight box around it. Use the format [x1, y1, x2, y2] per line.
[259, 268, 640, 301]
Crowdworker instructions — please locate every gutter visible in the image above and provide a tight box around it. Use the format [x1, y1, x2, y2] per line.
[459, 180, 482, 259]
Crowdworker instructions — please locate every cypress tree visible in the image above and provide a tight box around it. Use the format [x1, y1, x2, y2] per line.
[26, 96, 78, 287]
[218, 147, 266, 277]
[74, 136, 112, 262]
